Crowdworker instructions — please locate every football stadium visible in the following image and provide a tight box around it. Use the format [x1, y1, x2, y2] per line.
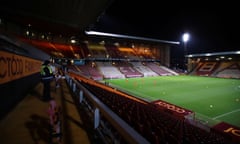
[1, 1, 240, 144]
[1, 23, 240, 144]
[63, 44, 240, 144]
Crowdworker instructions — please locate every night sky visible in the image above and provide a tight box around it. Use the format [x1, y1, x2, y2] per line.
[93, 0, 240, 55]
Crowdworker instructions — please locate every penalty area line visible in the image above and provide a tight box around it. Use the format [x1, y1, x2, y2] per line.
[213, 109, 240, 120]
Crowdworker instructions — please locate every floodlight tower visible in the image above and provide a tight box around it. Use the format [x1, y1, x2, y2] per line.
[182, 33, 190, 72]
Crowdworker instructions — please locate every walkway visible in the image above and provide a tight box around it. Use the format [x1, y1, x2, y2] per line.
[0, 78, 100, 144]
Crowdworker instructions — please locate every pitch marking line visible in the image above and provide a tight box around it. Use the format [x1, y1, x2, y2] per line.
[213, 109, 240, 120]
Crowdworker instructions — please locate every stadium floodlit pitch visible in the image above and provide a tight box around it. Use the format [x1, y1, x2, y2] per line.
[105, 75, 240, 127]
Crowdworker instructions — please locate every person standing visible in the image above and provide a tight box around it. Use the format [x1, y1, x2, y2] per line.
[40, 60, 54, 101]
[55, 70, 62, 89]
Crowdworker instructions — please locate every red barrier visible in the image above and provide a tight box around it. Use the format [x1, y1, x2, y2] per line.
[211, 122, 240, 143]
[152, 100, 193, 118]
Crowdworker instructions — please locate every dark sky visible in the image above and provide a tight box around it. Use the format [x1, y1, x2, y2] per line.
[93, 0, 240, 55]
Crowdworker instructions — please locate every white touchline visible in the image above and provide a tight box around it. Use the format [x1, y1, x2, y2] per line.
[213, 109, 240, 120]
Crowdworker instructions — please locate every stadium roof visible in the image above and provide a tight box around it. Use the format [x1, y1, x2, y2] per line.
[0, 0, 113, 36]
[186, 51, 240, 58]
[85, 30, 180, 45]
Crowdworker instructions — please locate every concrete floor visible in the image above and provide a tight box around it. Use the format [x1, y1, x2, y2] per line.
[0, 78, 97, 144]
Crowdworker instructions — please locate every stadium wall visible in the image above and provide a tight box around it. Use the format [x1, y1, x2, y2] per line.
[0, 34, 49, 119]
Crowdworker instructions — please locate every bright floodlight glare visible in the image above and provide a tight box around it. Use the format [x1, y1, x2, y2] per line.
[182, 33, 190, 42]
[71, 39, 76, 43]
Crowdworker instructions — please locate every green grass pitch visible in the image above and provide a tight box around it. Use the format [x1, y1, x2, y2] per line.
[105, 75, 240, 127]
